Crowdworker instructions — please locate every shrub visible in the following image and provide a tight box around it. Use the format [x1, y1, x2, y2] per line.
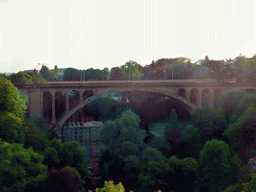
[196, 139, 233, 192]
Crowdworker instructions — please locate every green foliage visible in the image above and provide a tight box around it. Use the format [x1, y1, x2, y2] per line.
[42, 138, 91, 179]
[223, 116, 244, 157]
[192, 106, 227, 130]
[235, 93, 256, 117]
[0, 138, 48, 191]
[138, 161, 171, 191]
[149, 136, 169, 151]
[139, 146, 165, 164]
[183, 125, 208, 159]
[163, 113, 181, 144]
[229, 155, 242, 186]
[0, 73, 11, 81]
[88, 96, 116, 121]
[39, 65, 52, 81]
[9, 71, 33, 83]
[31, 116, 48, 135]
[223, 116, 244, 140]
[222, 183, 240, 192]
[0, 77, 28, 120]
[123, 155, 140, 171]
[88, 180, 149, 192]
[236, 163, 252, 191]
[112, 141, 139, 160]
[21, 117, 50, 155]
[109, 67, 124, 80]
[62, 67, 81, 81]
[242, 105, 256, 121]
[51, 65, 59, 81]
[216, 90, 247, 119]
[25, 71, 47, 82]
[196, 139, 233, 192]
[0, 111, 25, 144]
[120, 60, 144, 80]
[98, 109, 147, 157]
[241, 173, 256, 192]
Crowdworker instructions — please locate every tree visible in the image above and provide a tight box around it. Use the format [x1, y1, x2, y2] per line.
[62, 68, 81, 81]
[109, 67, 124, 80]
[191, 106, 227, 140]
[235, 93, 256, 117]
[51, 65, 59, 81]
[87, 96, 116, 121]
[39, 65, 52, 81]
[196, 139, 233, 192]
[163, 113, 181, 147]
[103, 67, 110, 80]
[216, 90, 247, 120]
[138, 161, 171, 191]
[9, 71, 33, 83]
[0, 111, 26, 144]
[97, 109, 147, 158]
[42, 138, 92, 183]
[28, 166, 85, 192]
[26, 70, 48, 82]
[0, 77, 28, 120]
[0, 138, 48, 191]
[139, 146, 165, 164]
[0, 73, 11, 81]
[111, 141, 139, 160]
[236, 118, 256, 166]
[21, 116, 52, 156]
[120, 60, 144, 80]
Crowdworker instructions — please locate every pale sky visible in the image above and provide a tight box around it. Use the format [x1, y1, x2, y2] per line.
[0, 0, 255, 74]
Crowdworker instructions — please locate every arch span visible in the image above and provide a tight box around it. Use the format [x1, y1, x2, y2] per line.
[54, 87, 197, 129]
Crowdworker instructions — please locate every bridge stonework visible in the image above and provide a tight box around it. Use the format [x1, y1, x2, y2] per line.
[14, 80, 253, 129]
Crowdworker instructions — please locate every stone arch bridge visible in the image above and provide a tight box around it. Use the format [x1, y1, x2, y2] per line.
[14, 80, 253, 130]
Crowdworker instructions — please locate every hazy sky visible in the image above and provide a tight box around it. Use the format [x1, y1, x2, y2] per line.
[0, 0, 255, 74]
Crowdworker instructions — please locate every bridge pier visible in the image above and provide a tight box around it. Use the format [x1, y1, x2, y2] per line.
[51, 95, 56, 125]
[64, 89, 69, 114]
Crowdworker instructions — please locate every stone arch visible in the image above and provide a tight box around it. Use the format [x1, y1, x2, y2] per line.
[189, 88, 200, 106]
[55, 86, 197, 129]
[178, 88, 187, 99]
[82, 89, 94, 100]
[213, 88, 222, 107]
[42, 90, 52, 125]
[202, 88, 212, 107]
[95, 87, 196, 113]
[54, 89, 66, 122]
[68, 89, 81, 111]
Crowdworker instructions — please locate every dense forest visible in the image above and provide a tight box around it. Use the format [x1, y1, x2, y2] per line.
[1, 54, 256, 191]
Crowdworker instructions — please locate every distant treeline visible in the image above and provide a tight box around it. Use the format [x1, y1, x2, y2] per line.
[2, 54, 256, 85]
